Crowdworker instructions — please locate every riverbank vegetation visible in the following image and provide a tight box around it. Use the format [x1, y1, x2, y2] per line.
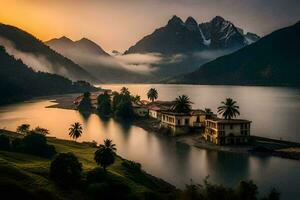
[0, 126, 281, 200]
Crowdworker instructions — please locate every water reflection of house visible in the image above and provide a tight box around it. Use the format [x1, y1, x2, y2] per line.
[204, 118, 251, 145]
[160, 110, 216, 135]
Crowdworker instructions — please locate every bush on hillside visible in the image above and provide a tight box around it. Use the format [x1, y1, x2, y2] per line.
[50, 152, 82, 188]
[121, 160, 142, 173]
[86, 167, 106, 183]
[86, 182, 132, 200]
[11, 138, 23, 151]
[0, 134, 10, 150]
[22, 133, 56, 158]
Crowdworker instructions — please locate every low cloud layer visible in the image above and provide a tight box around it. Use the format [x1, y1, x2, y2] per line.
[0, 36, 70, 77]
[0, 36, 52, 73]
[0, 35, 236, 79]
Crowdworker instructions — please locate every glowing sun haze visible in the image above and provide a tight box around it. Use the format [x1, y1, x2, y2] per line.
[0, 0, 299, 52]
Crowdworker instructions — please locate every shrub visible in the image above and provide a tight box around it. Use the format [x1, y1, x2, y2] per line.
[86, 183, 110, 200]
[0, 134, 10, 150]
[50, 152, 82, 188]
[236, 180, 258, 200]
[0, 180, 35, 200]
[86, 167, 106, 183]
[11, 138, 23, 152]
[22, 133, 56, 158]
[121, 160, 142, 172]
[87, 182, 131, 200]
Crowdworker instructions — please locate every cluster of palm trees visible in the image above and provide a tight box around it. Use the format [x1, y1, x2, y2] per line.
[169, 95, 240, 120]
[146, 88, 240, 119]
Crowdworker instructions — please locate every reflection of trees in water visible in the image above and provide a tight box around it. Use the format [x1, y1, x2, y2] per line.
[114, 119, 132, 140]
[204, 151, 250, 186]
[78, 111, 91, 123]
[97, 114, 110, 129]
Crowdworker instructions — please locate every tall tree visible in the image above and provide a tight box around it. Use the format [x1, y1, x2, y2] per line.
[68, 122, 83, 141]
[172, 95, 193, 113]
[77, 92, 93, 112]
[94, 139, 117, 171]
[147, 88, 158, 102]
[217, 98, 240, 120]
[16, 124, 30, 135]
[97, 91, 111, 116]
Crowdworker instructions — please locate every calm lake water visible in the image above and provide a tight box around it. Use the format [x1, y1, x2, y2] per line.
[0, 84, 300, 199]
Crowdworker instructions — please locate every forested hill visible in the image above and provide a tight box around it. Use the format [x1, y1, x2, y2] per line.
[0, 23, 97, 82]
[0, 46, 97, 105]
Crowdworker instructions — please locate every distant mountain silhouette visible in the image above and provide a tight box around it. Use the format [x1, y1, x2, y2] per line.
[125, 15, 259, 55]
[168, 21, 300, 86]
[121, 15, 259, 81]
[0, 46, 97, 105]
[0, 23, 97, 82]
[46, 36, 150, 83]
[46, 36, 110, 56]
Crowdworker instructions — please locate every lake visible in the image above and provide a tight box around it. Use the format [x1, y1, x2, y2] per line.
[0, 84, 299, 199]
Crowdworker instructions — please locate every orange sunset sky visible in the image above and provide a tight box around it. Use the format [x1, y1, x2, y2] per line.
[0, 0, 299, 52]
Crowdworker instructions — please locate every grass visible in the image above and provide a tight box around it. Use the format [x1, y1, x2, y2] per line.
[0, 130, 176, 199]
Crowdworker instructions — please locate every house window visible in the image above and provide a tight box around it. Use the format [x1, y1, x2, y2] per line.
[177, 119, 180, 125]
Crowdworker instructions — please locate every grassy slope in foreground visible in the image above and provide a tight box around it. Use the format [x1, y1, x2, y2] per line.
[0, 130, 175, 200]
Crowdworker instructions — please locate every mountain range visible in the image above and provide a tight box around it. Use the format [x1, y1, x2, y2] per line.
[2, 16, 297, 86]
[0, 23, 97, 82]
[168, 21, 300, 86]
[46, 37, 144, 83]
[125, 15, 259, 55]
[45, 15, 260, 83]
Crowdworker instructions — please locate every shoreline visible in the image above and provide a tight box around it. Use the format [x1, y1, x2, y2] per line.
[46, 94, 300, 161]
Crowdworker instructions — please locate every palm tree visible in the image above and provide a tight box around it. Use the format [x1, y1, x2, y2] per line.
[16, 124, 30, 135]
[131, 95, 141, 103]
[172, 95, 193, 113]
[69, 122, 83, 141]
[217, 98, 240, 120]
[94, 139, 117, 171]
[147, 88, 158, 102]
[204, 108, 213, 114]
[204, 108, 214, 119]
